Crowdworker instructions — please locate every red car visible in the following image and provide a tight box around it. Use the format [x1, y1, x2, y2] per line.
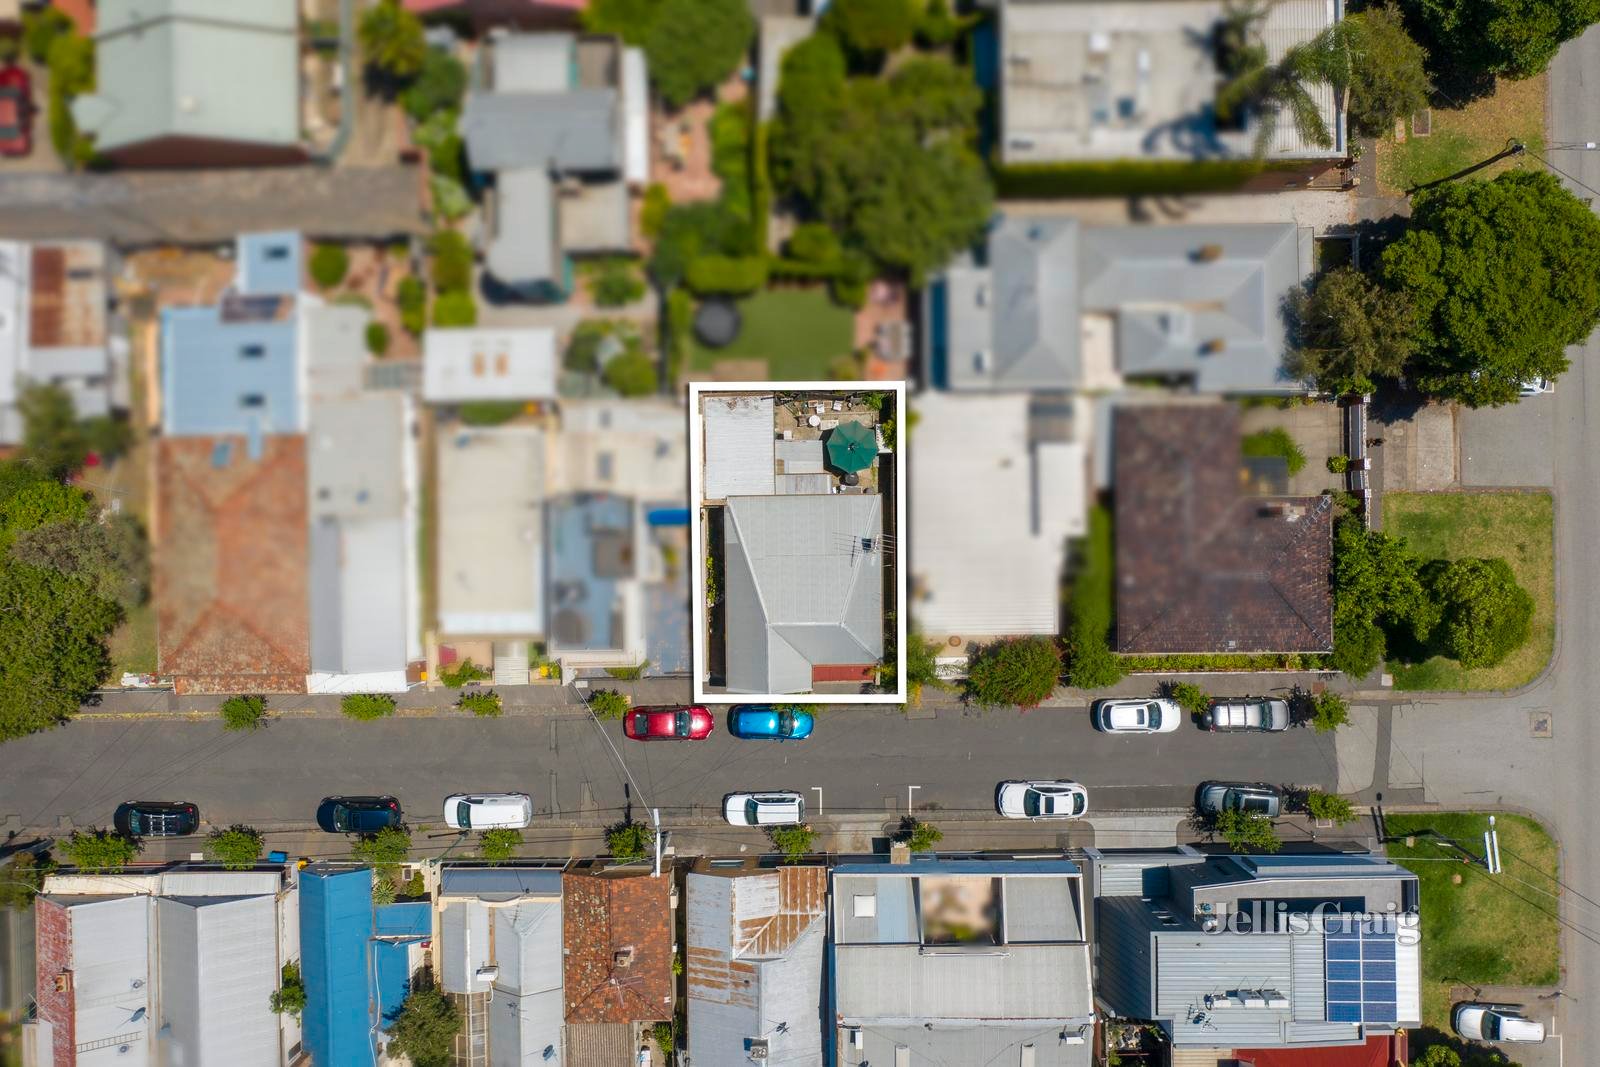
[623, 704, 715, 741]
[0, 65, 33, 158]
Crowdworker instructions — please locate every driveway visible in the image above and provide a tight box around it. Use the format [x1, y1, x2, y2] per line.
[1460, 393, 1557, 487]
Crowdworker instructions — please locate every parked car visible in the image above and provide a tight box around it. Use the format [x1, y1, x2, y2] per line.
[0, 66, 33, 157]
[1519, 378, 1554, 397]
[1203, 698, 1290, 732]
[316, 796, 402, 834]
[624, 705, 715, 741]
[728, 704, 815, 740]
[443, 792, 533, 830]
[1453, 1003, 1546, 1044]
[1093, 697, 1181, 734]
[723, 791, 806, 827]
[1197, 782, 1283, 818]
[996, 780, 1088, 820]
[113, 801, 199, 838]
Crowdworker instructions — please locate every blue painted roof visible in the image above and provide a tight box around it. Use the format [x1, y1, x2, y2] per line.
[161, 305, 300, 437]
[236, 231, 303, 296]
[300, 866, 375, 1067]
[374, 902, 431, 1029]
[546, 493, 633, 651]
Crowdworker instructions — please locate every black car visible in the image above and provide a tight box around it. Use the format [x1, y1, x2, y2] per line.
[113, 801, 199, 838]
[317, 796, 402, 834]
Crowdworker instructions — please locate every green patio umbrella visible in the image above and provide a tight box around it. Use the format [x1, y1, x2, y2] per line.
[826, 421, 877, 473]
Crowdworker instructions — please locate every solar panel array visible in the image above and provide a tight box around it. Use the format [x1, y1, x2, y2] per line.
[1324, 921, 1398, 1024]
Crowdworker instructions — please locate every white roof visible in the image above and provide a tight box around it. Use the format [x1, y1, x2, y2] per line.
[622, 47, 650, 185]
[701, 395, 775, 500]
[834, 943, 1094, 1024]
[910, 392, 1080, 637]
[437, 426, 547, 635]
[423, 328, 557, 402]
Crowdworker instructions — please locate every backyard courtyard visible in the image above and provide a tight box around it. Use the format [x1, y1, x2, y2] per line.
[689, 288, 855, 381]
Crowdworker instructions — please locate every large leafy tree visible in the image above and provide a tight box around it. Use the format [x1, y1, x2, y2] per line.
[387, 972, 461, 1067]
[1378, 171, 1600, 407]
[824, 0, 920, 55]
[1295, 5, 1432, 138]
[19, 383, 89, 480]
[1401, 0, 1600, 81]
[646, 0, 755, 109]
[1287, 266, 1417, 395]
[1330, 517, 1430, 677]
[1424, 557, 1534, 667]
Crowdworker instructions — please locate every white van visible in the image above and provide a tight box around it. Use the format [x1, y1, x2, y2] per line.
[723, 791, 805, 827]
[444, 792, 534, 830]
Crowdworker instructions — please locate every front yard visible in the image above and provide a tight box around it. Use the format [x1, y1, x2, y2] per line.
[689, 288, 855, 380]
[1383, 492, 1554, 690]
[1385, 812, 1560, 1031]
[1376, 76, 1546, 195]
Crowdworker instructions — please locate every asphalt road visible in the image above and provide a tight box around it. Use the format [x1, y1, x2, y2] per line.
[0, 704, 1336, 836]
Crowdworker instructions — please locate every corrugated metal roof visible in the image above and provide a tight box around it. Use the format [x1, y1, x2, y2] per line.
[436, 426, 547, 635]
[302, 302, 369, 398]
[299, 866, 376, 1067]
[160, 304, 300, 437]
[158, 894, 280, 1066]
[835, 943, 1094, 1023]
[441, 867, 565, 900]
[441, 899, 492, 994]
[1004, 874, 1083, 943]
[702, 395, 775, 500]
[852, 1023, 1094, 1067]
[62, 896, 153, 1067]
[487, 166, 557, 286]
[462, 89, 620, 173]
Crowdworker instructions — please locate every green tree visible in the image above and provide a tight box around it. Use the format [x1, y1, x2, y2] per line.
[341, 693, 397, 721]
[604, 353, 658, 397]
[589, 689, 630, 719]
[220, 695, 268, 731]
[606, 819, 653, 861]
[457, 690, 503, 717]
[641, 183, 671, 239]
[645, 0, 755, 109]
[1401, 0, 1600, 81]
[354, 826, 412, 867]
[1215, 4, 1335, 153]
[1288, 266, 1418, 395]
[786, 222, 842, 265]
[1215, 808, 1282, 853]
[63, 829, 139, 873]
[590, 259, 646, 307]
[366, 322, 391, 356]
[401, 50, 467, 122]
[22, 6, 73, 63]
[432, 289, 478, 328]
[1379, 171, 1600, 406]
[1293, 5, 1431, 138]
[582, 0, 663, 44]
[1309, 690, 1351, 733]
[0, 850, 57, 909]
[897, 817, 943, 852]
[480, 828, 522, 864]
[878, 630, 948, 704]
[1305, 790, 1358, 825]
[429, 230, 475, 292]
[1331, 517, 1431, 676]
[966, 636, 1061, 709]
[1425, 556, 1534, 667]
[309, 244, 349, 290]
[825, 0, 919, 54]
[397, 275, 427, 335]
[206, 826, 264, 870]
[11, 512, 150, 610]
[648, 201, 752, 289]
[768, 824, 817, 863]
[1414, 1046, 1462, 1067]
[269, 961, 307, 1016]
[388, 971, 461, 1067]
[82, 415, 134, 463]
[358, 0, 427, 82]
[19, 383, 88, 479]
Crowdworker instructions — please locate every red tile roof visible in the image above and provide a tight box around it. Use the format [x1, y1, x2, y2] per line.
[155, 436, 310, 693]
[1114, 405, 1333, 654]
[1234, 1034, 1404, 1067]
[562, 870, 674, 1024]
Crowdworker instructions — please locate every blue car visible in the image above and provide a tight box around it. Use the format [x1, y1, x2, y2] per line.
[728, 704, 815, 741]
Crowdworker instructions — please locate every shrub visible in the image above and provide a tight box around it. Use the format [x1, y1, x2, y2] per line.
[604, 660, 648, 680]
[82, 414, 133, 463]
[430, 175, 472, 222]
[220, 694, 268, 731]
[429, 230, 474, 292]
[966, 636, 1061, 709]
[432, 289, 478, 328]
[46, 33, 95, 166]
[830, 274, 868, 310]
[665, 289, 692, 385]
[23, 6, 73, 64]
[353, 826, 412, 868]
[1327, 454, 1350, 473]
[358, 0, 426, 81]
[641, 183, 671, 239]
[1305, 790, 1358, 825]
[388, 973, 461, 1067]
[652, 1020, 676, 1058]
[457, 690, 503, 717]
[397, 276, 427, 335]
[1425, 556, 1535, 668]
[366, 321, 391, 356]
[480, 828, 522, 864]
[588, 688, 631, 720]
[0, 851, 57, 910]
[1214, 808, 1281, 853]
[310, 244, 350, 290]
[440, 657, 491, 687]
[825, 0, 918, 53]
[604, 353, 658, 397]
[607, 819, 652, 861]
[269, 961, 307, 1016]
[686, 255, 769, 295]
[342, 693, 397, 721]
[590, 258, 647, 306]
[898, 818, 943, 853]
[644, 0, 755, 110]
[458, 400, 524, 426]
[404, 871, 426, 897]
[709, 100, 753, 221]
[206, 825, 264, 870]
[768, 824, 817, 863]
[63, 829, 139, 873]
[1310, 690, 1350, 733]
[787, 222, 842, 265]
[1166, 681, 1212, 719]
[401, 49, 467, 122]
[1241, 428, 1307, 476]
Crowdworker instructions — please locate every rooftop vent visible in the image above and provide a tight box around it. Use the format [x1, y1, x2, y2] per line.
[749, 1038, 770, 1061]
[1194, 243, 1225, 263]
[613, 947, 634, 968]
[1201, 338, 1226, 354]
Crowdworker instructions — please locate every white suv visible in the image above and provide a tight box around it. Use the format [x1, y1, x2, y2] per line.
[1454, 1002, 1546, 1044]
[723, 791, 806, 827]
[443, 792, 534, 830]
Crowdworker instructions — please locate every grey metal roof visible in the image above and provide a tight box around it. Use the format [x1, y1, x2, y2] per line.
[441, 899, 492, 994]
[156, 894, 280, 1067]
[491, 33, 576, 93]
[848, 1024, 1094, 1067]
[487, 167, 557, 286]
[308, 392, 406, 520]
[1004, 874, 1083, 943]
[775, 438, 825, 474]
[463, 89, 621, 173]
[701, 394, 775, 500]
[441, 866, 565, 901]
[489, 901, 565, 1065]
[85, 0, 299, 152]
[689, 925, 826, 1067]
[723, 494, 884, 694]
[834, 943, 1095, 1024]
[52, 896, 153, 1066]
[834, 873, 919, 945]
[991, 217, 1083, 388]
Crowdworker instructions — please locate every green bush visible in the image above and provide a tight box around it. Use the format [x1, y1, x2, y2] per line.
[604, 660, 648, 680]
[432, 289, 478, 328]
[310, 244, 350, 290]
[457, 690, 503, 717]
[82, 414, 133, 463]
[354, 826, 412, 867]
[367, 876, 394, 906]
[358, 0, 426, 80]
[915, 0, 980, 46]
[1214, 808, 1281, 853]
[1166, 681, 1212, 719]
[686, 254, 769, 296]
[220, 694, 268, 731]
[342, 693, 397, 721]
[206, 826, 264, 870]
[46, 33, 95, 166]
[366, 322, 391, 356]
[430, 175, 472, 222]
[404, 871, 426, 897]
[440, 658, 491, 687]
[23, 6, 73, 64]
[63, 829, 139, 873]
[786, 222, 842, 265]
[898, 818, 943, 853]
[397, 276, 427, 335]
[402, 50, 467, 122]
[830, 274, 868, 310]
[1241, 428, 1307, 476]
[641, 182, 671, 239]
[388, 973, 461, 1067]
[825, 0, 918, 53]
[1120, 652, 1329, 672]
[1309, 690, 1350, 733]
[429, 230, 475, 292]
[1305, 790, 1357, 825]
[768, 824, 817, 863]
[710, 100, 753, 221]
[652, 1020, 676, 1058]
[590, 258, 646, 307]
[0, 851, 56, 909]
[480, 827, 522, 864]
[1065, 507, 1128, 689]
[604, 353, 658, 397]
[993, 159, 1280, 199]
[966, 636, 1061, 709]
[607, 819, 652, 861]
[269, 961, 307, 1016]
[588, 688, 631, 720]
[644, 0, 755, 109]
[458, 400, 524, 426]
[1425, 556, 1534, 668]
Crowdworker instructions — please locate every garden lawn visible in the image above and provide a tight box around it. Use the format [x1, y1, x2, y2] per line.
[689, 288, 853, 380]
[107, 600, 157, 676]
[1383, 492, 1553, 690]
[1384, 812, 1559, 1029]
[1376, 75, 1546, 195]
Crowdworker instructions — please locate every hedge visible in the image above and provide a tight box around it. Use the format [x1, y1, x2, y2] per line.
[1119, 652, 1333, 672]
[767, 257, 842, 282]
[992, 159, 1296, 199]
[686, 255, 769, 296]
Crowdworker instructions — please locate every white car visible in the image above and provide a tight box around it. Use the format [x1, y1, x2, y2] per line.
[1519, 377, 1554, 397]
[1453, 1002, 1546, 1044]
[996, 780, 1088, 820]
[443, 792, 533, 830]
[724, 791, 806, 827]
[1094, 697, 1181, 733]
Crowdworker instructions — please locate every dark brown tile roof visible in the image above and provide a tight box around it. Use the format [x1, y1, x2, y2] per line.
[1113, 405, 1333, 654]
[562, 870, 674, 1025]
[155, 435, 311, 693]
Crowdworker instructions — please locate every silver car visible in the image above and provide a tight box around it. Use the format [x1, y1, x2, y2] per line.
[1094, 697, 1181, 733]
[1197, 782, 1282, 818]
[1203, 698, 1290, 732]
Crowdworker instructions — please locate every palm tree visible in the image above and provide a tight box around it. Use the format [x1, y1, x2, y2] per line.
[1214, 1, 1335, 154]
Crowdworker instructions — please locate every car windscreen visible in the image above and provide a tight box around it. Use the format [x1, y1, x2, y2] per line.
[675, 710, 689, 735]
[1484, 1015, 1500, 1041]
[1146, 703, 1161, 728]
[633, 712, 649, 732]
[127, 810, 143, 834]
[745, 799, 761, 823]
[778, 710, 794, 736]
[456, 801, 473, 826]
[1023, 791, 1043, 817]
[1073, 792, 1087, 815]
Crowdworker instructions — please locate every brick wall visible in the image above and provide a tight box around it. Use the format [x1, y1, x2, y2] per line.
[33, 899, 74, 1067]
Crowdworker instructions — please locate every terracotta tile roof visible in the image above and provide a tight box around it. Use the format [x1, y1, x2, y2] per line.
[1114, 405, 1333, 654]
[563, 1022, 638, 1067]
[562, 870, 674, 1025]
[155, 436, 311, 693]
[687, 867, 826, 1010]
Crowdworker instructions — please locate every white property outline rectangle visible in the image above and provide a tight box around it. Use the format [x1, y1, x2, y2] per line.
[688, 380, 907, 703]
